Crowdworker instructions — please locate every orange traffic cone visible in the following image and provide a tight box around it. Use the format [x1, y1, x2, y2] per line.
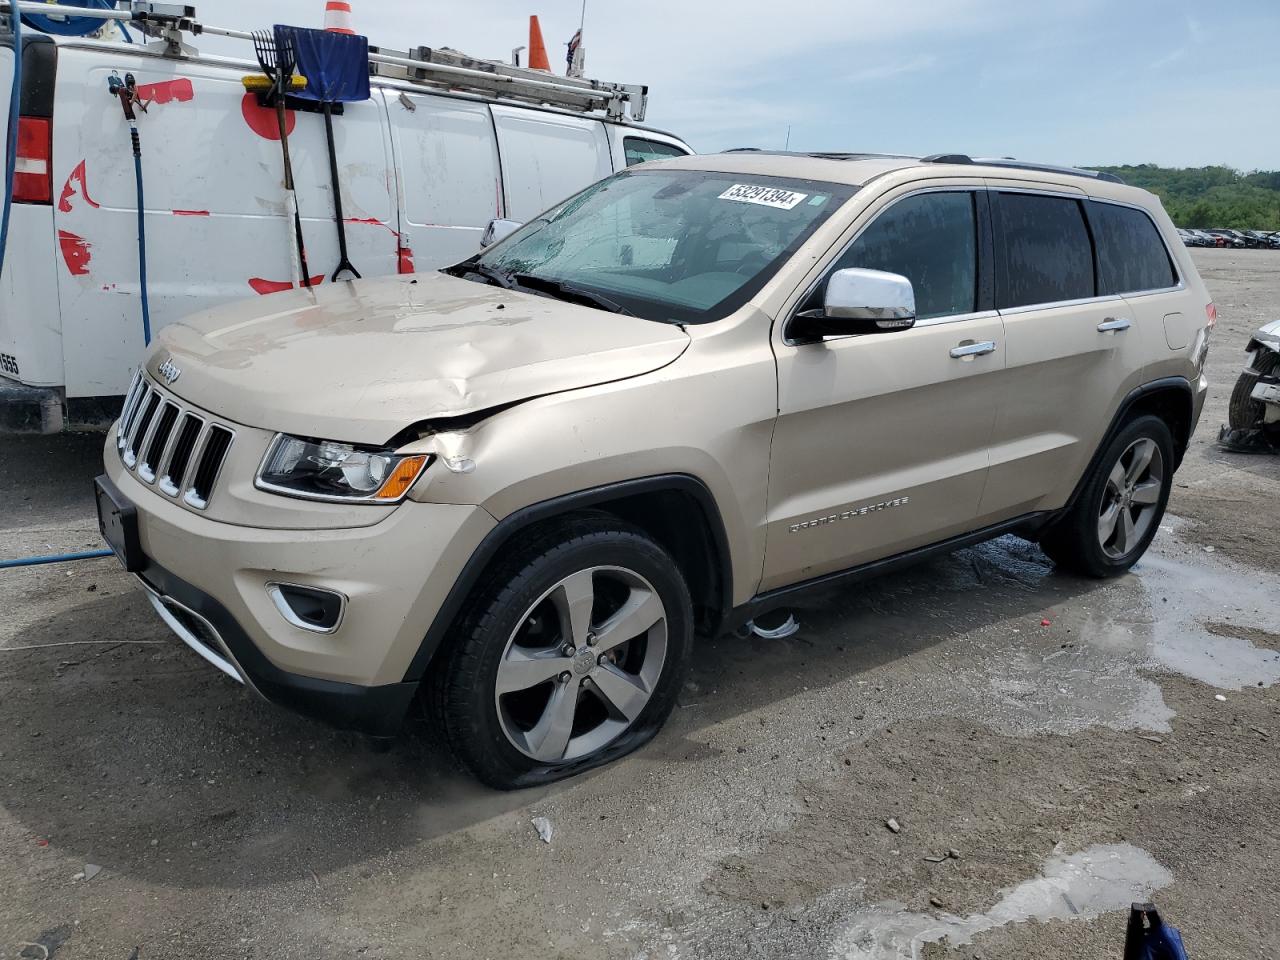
[528, 15, 550, 71]
[324, 0, 355, 34]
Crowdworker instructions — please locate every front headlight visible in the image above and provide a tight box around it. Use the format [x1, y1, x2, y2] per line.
[256, 434, 431, 503]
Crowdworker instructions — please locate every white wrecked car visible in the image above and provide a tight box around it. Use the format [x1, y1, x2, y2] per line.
[1220, 320, 1280, 453]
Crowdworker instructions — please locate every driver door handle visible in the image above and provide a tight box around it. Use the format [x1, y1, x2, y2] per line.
[1097, 317, 1132, 333]
[950, 340, 997, 359]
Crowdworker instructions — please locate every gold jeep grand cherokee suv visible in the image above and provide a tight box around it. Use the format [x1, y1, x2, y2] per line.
[97, 152, 1213, 788]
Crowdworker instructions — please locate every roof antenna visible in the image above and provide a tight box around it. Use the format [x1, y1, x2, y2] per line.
[784, 124, 791, 151]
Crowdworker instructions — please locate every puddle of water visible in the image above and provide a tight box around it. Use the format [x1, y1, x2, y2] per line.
[1137, 555, 1280, 690]
[828, 843, 1172, 960]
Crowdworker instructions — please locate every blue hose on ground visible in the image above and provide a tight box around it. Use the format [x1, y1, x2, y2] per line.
[0, 4, 22, 281]
[0, 548, 114, 570]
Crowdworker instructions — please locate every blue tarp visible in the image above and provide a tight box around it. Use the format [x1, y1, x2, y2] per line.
[275, 25, 370, 103]
[1125, 905, 1190, 960]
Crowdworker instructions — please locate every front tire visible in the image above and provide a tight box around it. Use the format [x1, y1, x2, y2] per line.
[1040, 415, 1175, 578]
[433, 516, 693, 790]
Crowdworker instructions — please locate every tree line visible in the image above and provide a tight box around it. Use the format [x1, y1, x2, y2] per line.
[1090, 165, 1280, 230]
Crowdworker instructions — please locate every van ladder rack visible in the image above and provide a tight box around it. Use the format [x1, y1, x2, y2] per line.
[0, 0, 649, 121]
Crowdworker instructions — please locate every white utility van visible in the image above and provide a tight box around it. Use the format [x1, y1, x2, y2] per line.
[0, 25, 690, 432]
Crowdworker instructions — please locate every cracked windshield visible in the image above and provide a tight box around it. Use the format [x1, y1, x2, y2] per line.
[466, 170, 854, 323]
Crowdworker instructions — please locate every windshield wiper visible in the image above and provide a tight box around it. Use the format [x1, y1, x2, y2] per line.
[443, 259, 516, 289]
[511, 273, 635, 316]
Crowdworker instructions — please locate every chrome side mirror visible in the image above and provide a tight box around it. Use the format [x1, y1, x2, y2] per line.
[791, 268, 917, 342]
[480, 218, 523, 248]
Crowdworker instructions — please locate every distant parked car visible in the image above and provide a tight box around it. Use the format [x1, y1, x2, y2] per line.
[1229, 230, 1262, 248]
[1246, 230, 1280, 249]
[1191, 230, 1227, 247]
[1177, 228, 1206, 247]
[1205, 230, 1246, 248]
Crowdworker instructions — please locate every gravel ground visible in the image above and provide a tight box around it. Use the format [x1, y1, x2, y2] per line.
[1, 249, 1277, 960]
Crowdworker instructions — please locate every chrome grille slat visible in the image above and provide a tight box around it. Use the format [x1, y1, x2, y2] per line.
[159, 413, 204, 496]
[185, 425, 234, 510]
[124, 392, 160, 468]
[138, 401, 179, 483]
[117, 372, 146, 448]
[118, 376, 235, 510]
[120, 380, 151, 454]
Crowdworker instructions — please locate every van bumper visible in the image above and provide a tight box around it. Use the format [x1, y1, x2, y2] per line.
[0, 377, 63, 434]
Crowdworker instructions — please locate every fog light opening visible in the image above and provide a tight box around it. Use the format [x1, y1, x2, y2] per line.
[267, 582, 346, 634]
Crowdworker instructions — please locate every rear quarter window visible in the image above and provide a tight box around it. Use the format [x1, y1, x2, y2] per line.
[1088, 201, 1178, 295]
[996, 193, 1095, 309]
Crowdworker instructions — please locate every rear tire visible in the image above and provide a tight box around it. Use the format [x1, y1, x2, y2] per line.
[432, 515, 692, 790]
[1039, 415, 1174, 578]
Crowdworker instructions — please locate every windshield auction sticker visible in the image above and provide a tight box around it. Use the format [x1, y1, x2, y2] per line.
[718, 184, 809, 210]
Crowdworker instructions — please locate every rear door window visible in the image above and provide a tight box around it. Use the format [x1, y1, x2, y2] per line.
[1088, 201, 1177, 294]
[828, 190, 977, 320]
[996, 193, 1095, 308]
[623, 137, 688, 166]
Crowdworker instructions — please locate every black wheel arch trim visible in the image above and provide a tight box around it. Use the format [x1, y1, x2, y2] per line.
[1059, 375, 1194, 516]
[402, 473, 734, 682]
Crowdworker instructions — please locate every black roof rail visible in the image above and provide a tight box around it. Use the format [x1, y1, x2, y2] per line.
[922, 154, 1125, 185]
[721, 149, 915, 161]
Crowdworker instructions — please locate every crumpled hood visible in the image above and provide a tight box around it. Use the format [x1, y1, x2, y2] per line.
[151, 272, 690, 444]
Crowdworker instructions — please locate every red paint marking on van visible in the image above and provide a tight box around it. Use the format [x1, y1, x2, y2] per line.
[241, 93, 296, 140]
[344, 216, 402, 239]
[249, 275, 325, 295]
[57, 230, 92, 275]
[58, 160, 101, 213]
[397, 246, 415, 274]
[136, 78, 195, 105]
[172, 209, 211, 216]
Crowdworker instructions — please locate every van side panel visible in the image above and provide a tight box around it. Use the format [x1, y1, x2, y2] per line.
[490, 104, 613, 221]
[51, 47, 397, 398]
[384, 89, 502, 269]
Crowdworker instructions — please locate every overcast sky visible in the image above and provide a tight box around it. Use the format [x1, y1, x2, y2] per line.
[199, 0, 1278, 170]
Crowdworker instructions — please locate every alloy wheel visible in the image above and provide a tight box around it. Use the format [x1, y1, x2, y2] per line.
[1097, 437, 1164, 560]
[494, 566, 668, 763]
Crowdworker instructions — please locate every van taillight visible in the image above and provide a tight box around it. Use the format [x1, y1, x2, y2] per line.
[1205, 302, 1217, 329]
[14, 117, 53, 205]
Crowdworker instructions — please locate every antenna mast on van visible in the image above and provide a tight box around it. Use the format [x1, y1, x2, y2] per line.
[0, 0, 649, 121]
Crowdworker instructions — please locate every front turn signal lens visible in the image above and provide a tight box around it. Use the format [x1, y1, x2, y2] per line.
[374, 455, 430, 500]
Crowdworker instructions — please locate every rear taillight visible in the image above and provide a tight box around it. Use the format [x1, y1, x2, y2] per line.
[14, 117, 53, 205]
[1205, 302, 1217, 329]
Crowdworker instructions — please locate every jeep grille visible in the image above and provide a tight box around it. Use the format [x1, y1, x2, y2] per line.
[116, 371, 234, 510]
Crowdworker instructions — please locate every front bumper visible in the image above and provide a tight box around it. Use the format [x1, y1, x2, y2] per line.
[102, 457, 496, 735]
[135, 560, 420, 737]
